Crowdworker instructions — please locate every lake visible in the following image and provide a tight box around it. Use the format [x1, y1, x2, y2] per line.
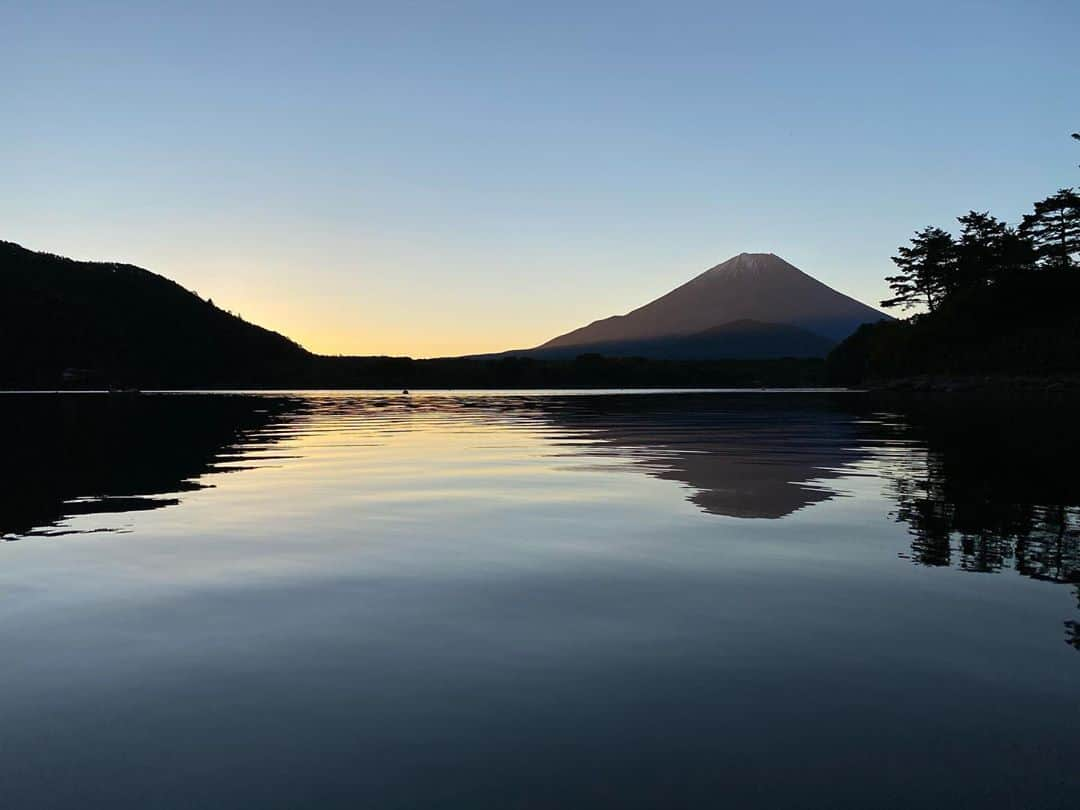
[1, 391, 1077, 808]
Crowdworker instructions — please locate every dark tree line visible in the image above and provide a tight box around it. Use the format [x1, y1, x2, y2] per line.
[882, 189, 1079, 312]
[827, 133, 1080, 383]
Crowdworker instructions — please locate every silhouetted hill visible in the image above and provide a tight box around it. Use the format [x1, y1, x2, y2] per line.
[827, 270, 1080, 385]
[537, 252, 888, 352]
[496, 319, 836, 360]
[1, 240, 827, 389]
[1, 240, 311, 387]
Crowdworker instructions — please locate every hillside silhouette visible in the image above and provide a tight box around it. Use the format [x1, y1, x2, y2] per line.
[1, 240, 311, 388]
[2, 241, 828, 389]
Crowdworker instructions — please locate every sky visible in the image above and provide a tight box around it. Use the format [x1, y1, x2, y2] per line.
[4, 1, 1078, 357]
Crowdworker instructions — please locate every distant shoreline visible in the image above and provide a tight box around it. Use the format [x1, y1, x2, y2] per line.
[865, 374, 1080, 394]
[6, 375, 1078, 395]
[0, 386, 857, 395]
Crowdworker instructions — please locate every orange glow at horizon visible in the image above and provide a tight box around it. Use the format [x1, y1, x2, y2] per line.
[224, 299, 566, 360]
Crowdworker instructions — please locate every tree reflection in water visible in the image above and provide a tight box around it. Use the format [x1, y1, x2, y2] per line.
[876, 396, 1080, 650]
[2, 390, 1077, 648]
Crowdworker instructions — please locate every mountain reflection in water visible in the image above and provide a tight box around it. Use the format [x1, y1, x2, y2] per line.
[4, 392, 858, 534]
[536, 393, 867, 518]
[3, 391, 1077, 644]
[2, 393, 1077, 599]
[1, 390, 1078, 809]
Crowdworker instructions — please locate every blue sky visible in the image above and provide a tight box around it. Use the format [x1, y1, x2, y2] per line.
[5, 1, 1078, 356]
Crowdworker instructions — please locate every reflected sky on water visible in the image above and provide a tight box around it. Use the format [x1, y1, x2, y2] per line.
[1, 391, 1077, 809]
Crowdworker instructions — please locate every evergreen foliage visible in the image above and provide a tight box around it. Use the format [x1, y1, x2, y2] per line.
[882, 226, 955, 311]
[831, 148, 1080, 385]
[1020, 188, 1080, 270]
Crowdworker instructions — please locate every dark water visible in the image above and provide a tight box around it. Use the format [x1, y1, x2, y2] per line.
[1, 391, 1077, 809]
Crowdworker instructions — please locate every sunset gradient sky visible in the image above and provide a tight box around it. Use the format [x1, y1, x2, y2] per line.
[5, 1, 1078, 357]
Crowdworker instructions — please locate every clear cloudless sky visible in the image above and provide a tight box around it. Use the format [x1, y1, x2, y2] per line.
[5, 1, 1078, 357]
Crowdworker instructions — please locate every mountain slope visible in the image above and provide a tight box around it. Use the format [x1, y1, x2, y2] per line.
[540, 252, 888, 349]
[511, 319, 836, 360]
[2, 240, 834, 389]
[0, 240, 311, 387]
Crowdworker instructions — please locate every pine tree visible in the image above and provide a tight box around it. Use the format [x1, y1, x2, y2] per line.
[1020, 189, 1080, 270]
[954, 211, 1034, 290]
[882, 226, 955, 311]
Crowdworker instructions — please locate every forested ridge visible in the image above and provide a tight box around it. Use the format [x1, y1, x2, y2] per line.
[827, 136, 1080, 385]
[1, 240, 824, 389]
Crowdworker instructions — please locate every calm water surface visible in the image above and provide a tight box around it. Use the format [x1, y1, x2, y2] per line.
[1, 391, 1077, 808]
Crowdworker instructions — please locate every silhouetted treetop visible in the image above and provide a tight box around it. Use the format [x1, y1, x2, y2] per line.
[882, 226, 955, 312]
[830, 170, 1080, 383]
[955, 211, 1034, 290]
[1020, 188, 1080, 270]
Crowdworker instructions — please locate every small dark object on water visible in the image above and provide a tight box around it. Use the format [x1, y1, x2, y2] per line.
[402, 389, 410, 395]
